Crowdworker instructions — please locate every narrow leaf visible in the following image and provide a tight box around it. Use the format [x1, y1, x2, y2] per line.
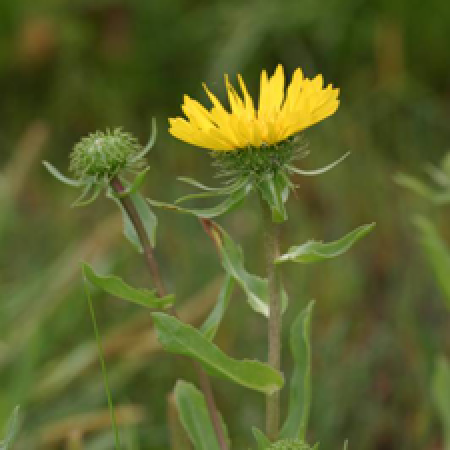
[252, 427, 271, 450]
[258, 173, 289, 223]
[288, 152, 350, 176]
[152, 312, 284, 394]
[148, 184, 250, 219]
[217, 225, 288, 317]
[107, 187, 142, 252]
[118, 167, 151, 198]
[280, 301, 314, 440]
[415, 216, 450, 308]
[130, 117, 157, 163]
[175, 380, 229, 450]
[0, 406, 20, 450]
[175, 179, 246, 204]
[131, 191, 157, 247]
[342, 440, 348, 450]
[201, 275, 234, 340]
[82, 263, 174, 309]
[71, 183, 102, 207]
[42, 161, 81, 187]
[394, 172, 450, 204]
[277, 223, 375, 264]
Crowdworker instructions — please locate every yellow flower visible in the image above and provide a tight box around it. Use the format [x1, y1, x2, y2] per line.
[169, 64, 340, 152]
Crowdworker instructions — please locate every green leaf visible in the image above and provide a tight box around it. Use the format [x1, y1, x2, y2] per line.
[71, 183, 102, 207]
[252, 427, 271, 449]
[130, 117, 157, 163]
[42, 161, 82, 187]
[178, 176, 241, 192]
[175, 380, 229, 450]
[152, 312, 284, 394]
[132, 191, 158, 247]
[394, 172, 450, 204]
[217, 225, 288, 317]
[342, 440, 348, 450]
[287, 152, 350, 176]
[280, 301, 314, 440]
[277, 223, 375, 264]
[107, 187, 142, 252]
[118, 167, 151, 198]
[258, 172, 289, 223]
[175, 178, 246, 204]
[0, 406, 20, 450]
[432, 356, 450, 447]
[82, 263, 174, 309]
[200, 275, 234, 340]
[148, 184, 250, 219]
[415, 216, 450, 308]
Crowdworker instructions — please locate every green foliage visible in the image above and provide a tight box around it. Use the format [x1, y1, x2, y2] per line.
[148, 184, 250, 219]
[109, 190, 158, 251]
[266, 438, 314, 450]
[151, 312, 284, 394]
[281, 301, 314, 440]
[215, 224, 288, 317]
[82, 263, 174, 309]
[0, 406, 20, 450]
[432, 357, 450, 449]
[258, 172, 290, 223]
[200, 275, 234, 340]
[252, 427, 271, 449]
[276, 223, 375, 264]
[414, 216, 450, 308]
[174, 380, 229, 450]
[395, 152, 450, 204]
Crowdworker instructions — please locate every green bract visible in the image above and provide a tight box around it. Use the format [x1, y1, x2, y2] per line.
[211, 135, 307, 181]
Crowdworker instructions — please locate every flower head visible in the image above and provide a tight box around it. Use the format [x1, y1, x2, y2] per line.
[169, 64, 339, 152]
[69, 128, 144, 181]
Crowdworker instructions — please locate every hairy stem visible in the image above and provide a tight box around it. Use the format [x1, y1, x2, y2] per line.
[261, 200, 282, 441]
[110, 176, 228, 450]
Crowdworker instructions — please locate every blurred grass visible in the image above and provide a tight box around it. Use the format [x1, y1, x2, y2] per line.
[1, 0, 450, 449]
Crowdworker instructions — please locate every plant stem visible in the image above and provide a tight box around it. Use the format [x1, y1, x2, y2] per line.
[84, 282, 121, 450]
[110, 176, 228, 450]
[261, 200, 282, 441]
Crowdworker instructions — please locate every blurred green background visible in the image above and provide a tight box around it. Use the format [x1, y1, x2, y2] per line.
[1, 0, 450, 449]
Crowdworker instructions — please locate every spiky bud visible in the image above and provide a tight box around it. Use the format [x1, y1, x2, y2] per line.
[69, 128, 144, 181]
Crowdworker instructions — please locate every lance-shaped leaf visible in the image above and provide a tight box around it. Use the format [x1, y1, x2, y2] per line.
[277, 223, 375, 264]
[118, 167, 151, 198]
[214, 225, 288, 317]
[82, 263, 174, 309]
[175, 178, 247, 204]
[200, 275, 234, 340]
[42, 161, 82, 187]
[252, 427, 271, 450]
[0, 406, 20, 450]
[108, 188, 158, 251]
[414, 216, 450, 308]
[258, 172, 290, 223]
[175, 380, 229, 450]
[152, 312, 284, 394]
[394, 172, 450, 204]
[280, 301, 314, 440]
[148, 184, 250, 219]
[287, 152, 350, 177]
